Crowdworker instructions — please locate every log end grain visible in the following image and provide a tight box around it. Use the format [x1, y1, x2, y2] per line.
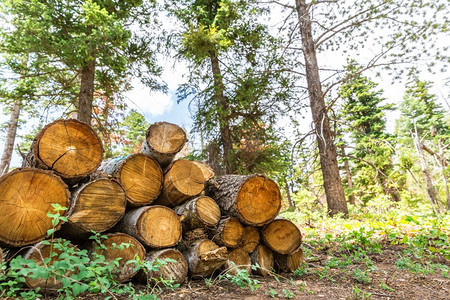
[195, 196, 221, 227]
[93, 233, 146, 283]
[262, 219, 302, 255]
[186, 239, 228, 278]
[137, 206, 182, 248]
[68, 179, 126, 233]
[223, 248, 252, 275]
[236, 175, 281, 226]
[146, 122, 186, 155]
[192, 161, 215, 181]
[212, 217, 244, 248]
[241, 226, 260, 253]
[118, 154, 163, 206]
[144, 249, 188, 284]
[251, 244, 274, 276]
[274, 247, 304, 273]
[34, 119, 103, 178]
[0, 169, 70, 247]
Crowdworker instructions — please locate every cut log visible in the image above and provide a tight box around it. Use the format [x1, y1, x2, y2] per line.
[210, 217, 244, 248]
[241, 226, 260, 253]
[136, 248, 188, 285]
[182, 228, 210, 249]
[153, 160, 204, 208]
[141, 121, 187, 167]
[0, 168, 70, 247]
[91, 233, 146, 283]
[61, 179, 126, 237]
[174, 196, 221, 232]
[116, 206, 182, 249]
[250, 244, 274, 276]
[184, 239, 228, 278]
[223, 248, 252, 275]
[192, 161, 215, 181]
[262, 219, 302, 255]
[274, 247, 304, 273]
[96, 153, 163, 206]
[23, 240, 76, 292]
[0, 248, 3, 264]
[205, 174, 281, 226]
[22, 119, 103, 181]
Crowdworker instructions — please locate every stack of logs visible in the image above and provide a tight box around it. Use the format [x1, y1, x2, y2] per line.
[0, 119, 303, 293]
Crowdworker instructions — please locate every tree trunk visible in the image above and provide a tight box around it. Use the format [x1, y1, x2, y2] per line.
[22, 119, 104, 182]
[141, 121, 187, 168]
[78, 59, 95, 125]
[438, 139, 450, 211]
[250, 244, 274, 276]
[174, 196, 221, 232]
[209, 50, 236, 174]
[261, 219, 302, 255]
[153, 159, 205, 208]
[413, 131, 440, 212]
[183, 239, 228, 278]
[209, 217, 244, 248]
[0, 99, 21, 175]
[241, 226, 260, 253]
[59, 178, 126, 238]
[136, 248, 188, 285]
[0, 168, 70, 247]
[95, 153, 163, 206]
[295, 0, 348, 216]
[340, 146, 356, 205]
[205, 174, 281, 226]
[114, 205, 182, 249]
[90, 233, 146, 283]
[274, 247, 304, 273]
[284, 178, 296, 210]
[223, 248, 252, 275]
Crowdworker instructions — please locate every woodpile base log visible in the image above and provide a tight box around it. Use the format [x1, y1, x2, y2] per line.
[96, 154, 163, 206]
[262, 219, 302, 254]
[92, 233, 146, 283]
[23, 240, 76, 292]
[0, 169, 70, 247]
[116, 206, 182, 249]
[22, 119, 103, 181]
[251, 245, 274, 276]
[210, 217, 244, 248]
[185, 239, 228, 278]
[154, 160, 205, 207]
[141, 121, 187, 167]
[206, 175, 281, 226]
[174, 196, 221, 232]
[274, 248, 304, 273]
[241, 226, 260, 253]
[223, 248, 251, 275]
[137, 248, 188, 285]
[61, 179, 126, 237]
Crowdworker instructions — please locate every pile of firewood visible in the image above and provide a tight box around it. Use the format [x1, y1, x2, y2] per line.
[0, 119, 303, 292]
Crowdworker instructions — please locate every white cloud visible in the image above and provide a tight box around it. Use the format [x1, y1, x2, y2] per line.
[125, 81, 174, 116]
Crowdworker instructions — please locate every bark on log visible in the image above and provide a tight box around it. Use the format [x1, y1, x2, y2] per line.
[250, 244, 274, 276]
[136, 248, 188, 285]
[241, 226, 260, 253]
[182, 228, 210, 249]
[141, 122, 187, 168]
[205, 174, 281, 226]
[95, 153, 163, 206]
[153, 160, 204, 208]
[209, 217, 244, 248]
[174, 196, 221, 232]
[115, 206, 182, 249]
[184, 239, 228, 278]
[262, 219, 302, 255]
[274, 247, 304, 273]
[60, 179, 126, 237]
[0, 168, 70, 247]
[91, 233, 146, 283]
[192, 161, 215, 181]
[223, 248, 252, 275]
[23, 240, 76, 293]
[22, 119, 103, 181]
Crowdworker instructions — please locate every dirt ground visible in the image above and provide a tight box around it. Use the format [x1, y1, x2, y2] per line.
[156, 245, 449, 300]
